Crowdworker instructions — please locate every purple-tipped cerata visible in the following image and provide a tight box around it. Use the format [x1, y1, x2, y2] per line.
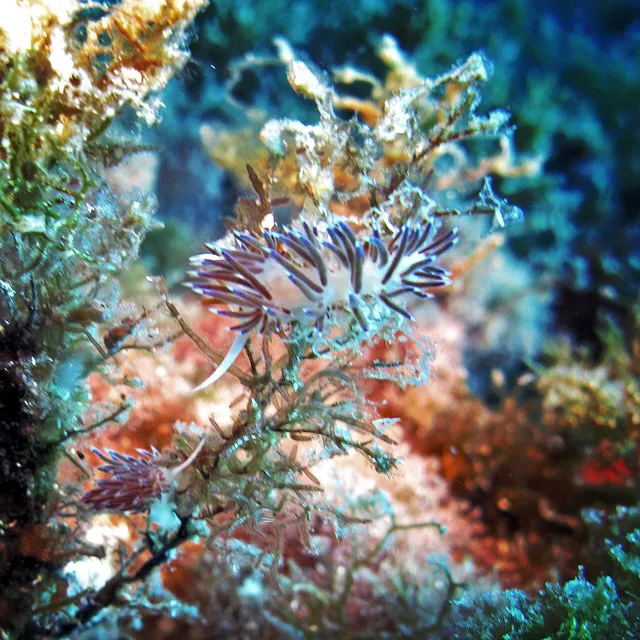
[82, 439, 206, 513]
[185, 219, 458, 392]
[82, 448, 168, 513]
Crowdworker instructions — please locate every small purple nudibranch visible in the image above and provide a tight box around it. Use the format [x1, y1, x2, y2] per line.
[82, 439, 206, 513]
[185, 219, 458, 393]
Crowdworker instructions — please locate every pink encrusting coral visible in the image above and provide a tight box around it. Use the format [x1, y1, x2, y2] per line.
[185, 219, 458, 391]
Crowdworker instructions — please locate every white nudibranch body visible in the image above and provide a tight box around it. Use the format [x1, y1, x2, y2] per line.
[185, 218, 458, 393]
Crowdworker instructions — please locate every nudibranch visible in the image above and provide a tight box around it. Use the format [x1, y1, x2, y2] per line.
[82, 439, 206, 513]
[185, 219, 458, 393]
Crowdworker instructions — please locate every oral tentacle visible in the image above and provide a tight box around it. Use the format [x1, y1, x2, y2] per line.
[190, 331, 250, 394]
